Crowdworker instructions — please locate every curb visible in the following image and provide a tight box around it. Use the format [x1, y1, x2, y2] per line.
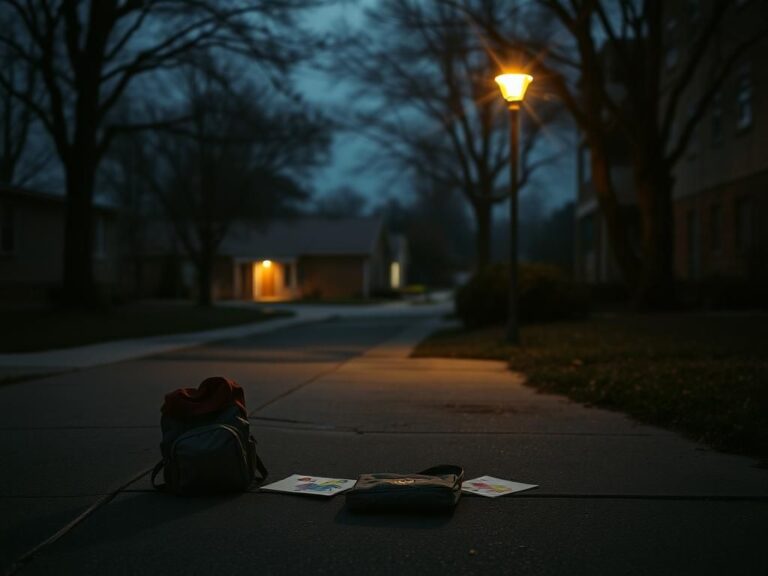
[0, 312, 332, 370]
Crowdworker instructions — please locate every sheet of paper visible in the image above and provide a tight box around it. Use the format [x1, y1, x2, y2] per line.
[462, 475, 538, 498]
[260, 474, 356, 497]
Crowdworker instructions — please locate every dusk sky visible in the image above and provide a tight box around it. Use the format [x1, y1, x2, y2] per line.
[299, 1, 577, 216]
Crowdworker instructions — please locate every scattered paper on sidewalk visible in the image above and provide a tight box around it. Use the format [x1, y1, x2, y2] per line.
[260, 474, 356, 497]
[462, 475, 538, 498]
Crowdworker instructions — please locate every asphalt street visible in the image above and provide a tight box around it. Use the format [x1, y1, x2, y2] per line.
[1, 313, 767, 575]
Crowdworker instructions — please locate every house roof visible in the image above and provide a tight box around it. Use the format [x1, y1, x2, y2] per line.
[221, 216, 386, 260]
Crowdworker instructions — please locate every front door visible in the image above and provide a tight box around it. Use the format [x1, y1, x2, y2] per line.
[261, 262, 275, 297]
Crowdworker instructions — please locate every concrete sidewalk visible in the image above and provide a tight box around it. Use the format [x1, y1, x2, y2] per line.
[0, 310, 331, 371]
[1, 312, 766, 576]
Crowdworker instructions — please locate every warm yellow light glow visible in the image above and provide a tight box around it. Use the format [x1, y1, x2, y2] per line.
[494, 73, 533, 103]
[262, 260, 272, 269]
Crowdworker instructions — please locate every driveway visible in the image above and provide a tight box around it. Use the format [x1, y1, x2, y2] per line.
[1, 312, 766, 575]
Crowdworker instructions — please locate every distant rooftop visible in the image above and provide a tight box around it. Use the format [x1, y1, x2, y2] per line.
[221, 216, 385, 259]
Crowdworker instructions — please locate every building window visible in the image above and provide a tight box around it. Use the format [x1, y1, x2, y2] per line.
[735, 196, 753, 252]
[710, 203, 722, 253]
[665, 46, 679, 69]
[665, 18, 679, 69]
[687, 0, 701, 20]
[93, 216, 106, 258]
[581, 213, 595, 253]
[711, 91, 723, 145]
[736, 65, 753, 130]
[687, 208, 699, 279]
[0, 202, 14, 254]
[580, 146, 591, 184]
[686, 104, 698, 158]
[390, 261, 401, 289]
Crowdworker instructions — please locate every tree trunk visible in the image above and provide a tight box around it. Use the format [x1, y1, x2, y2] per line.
[590, 141, 642, 286]
[473, 201, 492, 270]
[635, 167, 677, 309]
[61, 156, 97, 306]
[196, 254, 214, 307]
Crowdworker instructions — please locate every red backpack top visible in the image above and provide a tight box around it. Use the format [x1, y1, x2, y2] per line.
[161, 376, 247, 420]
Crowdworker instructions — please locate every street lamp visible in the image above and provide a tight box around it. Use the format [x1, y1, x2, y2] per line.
[495, 73, 533, 344]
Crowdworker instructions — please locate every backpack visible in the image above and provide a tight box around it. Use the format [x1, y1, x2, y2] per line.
[151, 376, 268, 495]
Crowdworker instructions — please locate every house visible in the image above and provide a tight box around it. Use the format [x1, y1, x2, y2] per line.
[0, 184, 118, 300]
[135, 216, 402, 302]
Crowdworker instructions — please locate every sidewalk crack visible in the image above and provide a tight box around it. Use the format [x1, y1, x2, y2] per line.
[5, 466, 153, 576]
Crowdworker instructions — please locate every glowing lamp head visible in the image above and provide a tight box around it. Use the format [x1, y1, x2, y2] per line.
[262, 260, 272, 269]
[494, 73, 533, 103]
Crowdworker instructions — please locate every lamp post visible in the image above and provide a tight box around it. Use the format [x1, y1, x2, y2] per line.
[494, 73, 533, 344]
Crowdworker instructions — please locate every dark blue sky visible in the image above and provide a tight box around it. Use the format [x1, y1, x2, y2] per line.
[299, 1, 576, 214]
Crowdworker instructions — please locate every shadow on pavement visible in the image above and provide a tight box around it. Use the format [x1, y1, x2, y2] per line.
[334, 506, 455, 529]
[62, 492, 234, 549]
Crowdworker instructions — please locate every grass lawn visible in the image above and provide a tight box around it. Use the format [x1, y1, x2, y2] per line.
[413, 313, 768, 462]
[0, 303, 292, 353]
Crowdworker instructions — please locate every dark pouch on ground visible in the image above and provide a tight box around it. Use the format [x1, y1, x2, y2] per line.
[345, 465, 464, 513]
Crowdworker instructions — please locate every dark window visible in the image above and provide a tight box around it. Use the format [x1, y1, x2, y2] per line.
[665, 18, 679, 69]
[687, 209, 699, 279]
[687, 0, 701, 20]
[736, 65, 753, 130]
[93, 216, 106, 258]
[0, 202, 14, 254]
[581, 213, 595, 253]
[735, 196, 753, 252]
[580, 146, 591, 186]
[686, 104, 698, 158]
[711, 91, 723, 145]
[710, 203, 722, 253]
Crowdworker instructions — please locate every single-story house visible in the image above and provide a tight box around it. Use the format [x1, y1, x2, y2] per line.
[135, 216, 405, 302]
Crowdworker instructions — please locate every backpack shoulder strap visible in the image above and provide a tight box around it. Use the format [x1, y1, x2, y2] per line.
[250, 438, 268, 482]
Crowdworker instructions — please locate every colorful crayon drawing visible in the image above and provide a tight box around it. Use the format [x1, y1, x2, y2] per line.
[295, 478, 349, 492]
[468, 481, 510, 493]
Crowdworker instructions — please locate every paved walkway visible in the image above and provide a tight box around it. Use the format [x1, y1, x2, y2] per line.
[1, 310, 766, 575]
[0, 299, 451, 371]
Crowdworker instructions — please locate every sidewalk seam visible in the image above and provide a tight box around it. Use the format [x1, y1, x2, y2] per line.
[5, 466, 154, 576]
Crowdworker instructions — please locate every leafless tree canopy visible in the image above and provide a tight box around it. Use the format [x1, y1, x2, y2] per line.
[468, 0, 768, 306]
[336, 0, 566, 269]
[0, 0, 325, 304]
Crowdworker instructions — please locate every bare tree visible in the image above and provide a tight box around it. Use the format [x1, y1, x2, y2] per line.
[141, 66, 329, 305]
[314, 186, 369, 218]
[337, 0, 563, 269]
[0, 0, 322, 305]
[469, 0, 768, 307]
[0, 17, 51, 185]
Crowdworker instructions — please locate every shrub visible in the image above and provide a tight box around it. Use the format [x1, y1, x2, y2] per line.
[455, 263, 589, 329]
[678, 276, 768, 310]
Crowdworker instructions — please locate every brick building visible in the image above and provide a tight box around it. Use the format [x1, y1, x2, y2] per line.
[575, 0, 768, 288]
[670, 0, 768, 282]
